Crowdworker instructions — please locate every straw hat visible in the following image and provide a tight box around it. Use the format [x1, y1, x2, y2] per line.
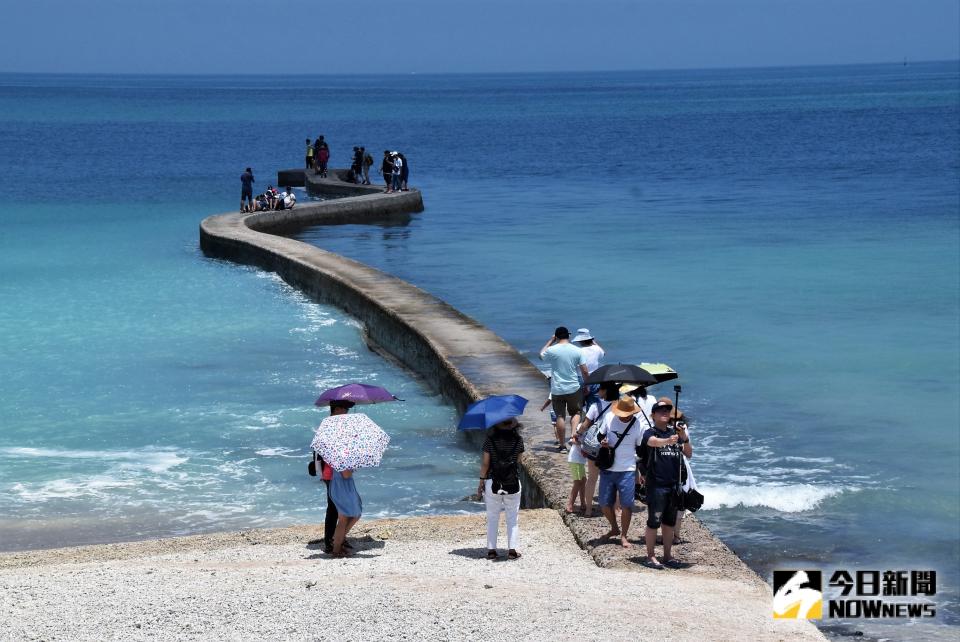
[611, 395, 640, 418]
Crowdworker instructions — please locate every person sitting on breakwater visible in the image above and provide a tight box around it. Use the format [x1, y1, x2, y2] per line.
[252, 185, 278, 211]
[273, 186, 296, 210]
[637, 397, 692, 569]
[240, 167, 255, 213]
[477, 417, 525, 560]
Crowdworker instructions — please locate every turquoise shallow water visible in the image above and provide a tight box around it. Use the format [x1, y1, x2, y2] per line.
[0, 64, 957, 637]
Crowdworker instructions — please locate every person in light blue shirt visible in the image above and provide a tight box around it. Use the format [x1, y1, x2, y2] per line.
[539, 326, 588, 452]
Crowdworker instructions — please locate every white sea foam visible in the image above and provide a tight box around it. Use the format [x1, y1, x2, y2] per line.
[699, 482, 850, 513]
[254, 447, 303, 458]
[10, 476, 139, 502]
[1, 447, 187, 473]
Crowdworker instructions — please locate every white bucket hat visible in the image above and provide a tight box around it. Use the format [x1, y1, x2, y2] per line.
[572, 328, 593, 342]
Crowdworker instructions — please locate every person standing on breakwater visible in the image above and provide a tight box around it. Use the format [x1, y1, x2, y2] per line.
[240, 167, 254, 213]
[398, 152, 409, 190]
[305, 138, 314, 169]
[573, 381, 620, 517]
[477, 417, 525, 560]
[597, 395, 645, 549]
[389, 152, 402, 193]
[637, 397, 692, 569]
[573, 328, 604, 408]
[362, 148, 373, 185]
[540, 327, 588, 452]
[316, 137, 330, 177]
[381, 150, 393, 190]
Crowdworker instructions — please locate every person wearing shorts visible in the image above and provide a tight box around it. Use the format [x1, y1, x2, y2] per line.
[539, 326, 588, 452]
[637, 398, 693, 569]
[240, 167, 254, 213]
[566, 428, 587, 514]
[597, 395, 644, 549]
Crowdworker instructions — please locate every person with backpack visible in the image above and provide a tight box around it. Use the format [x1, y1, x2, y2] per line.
[572, 381, 620, 517]
[637, 397, 693, 569]
[361, 148, 373, 185]
[476, 417, 525, 560]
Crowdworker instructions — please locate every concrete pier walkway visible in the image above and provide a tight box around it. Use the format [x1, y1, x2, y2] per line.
[198, 170, 809, 599]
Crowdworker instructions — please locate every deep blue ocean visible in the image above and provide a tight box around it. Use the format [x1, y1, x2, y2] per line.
[0, 63, 957, 638]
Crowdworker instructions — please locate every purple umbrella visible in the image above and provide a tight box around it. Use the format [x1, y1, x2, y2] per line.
[315, 382, 400, 406]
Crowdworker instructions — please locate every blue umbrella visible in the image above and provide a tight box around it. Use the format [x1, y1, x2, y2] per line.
[457, 395, 528, 431]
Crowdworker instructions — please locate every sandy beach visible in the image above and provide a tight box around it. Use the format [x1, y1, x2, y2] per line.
[0, 509, 823, 641]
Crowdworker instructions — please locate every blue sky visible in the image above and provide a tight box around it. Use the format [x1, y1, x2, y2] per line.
[2, 0, 958, 74]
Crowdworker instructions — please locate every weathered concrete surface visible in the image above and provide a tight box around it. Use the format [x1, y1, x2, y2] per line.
[199, 173, 770, 585]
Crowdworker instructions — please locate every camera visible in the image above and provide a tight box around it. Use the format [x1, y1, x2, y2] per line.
[675, 420, 687, 431]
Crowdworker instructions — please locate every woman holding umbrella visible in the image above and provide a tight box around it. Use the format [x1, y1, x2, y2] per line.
[313, 383, 397, 556]
[461, 395, 528, 561]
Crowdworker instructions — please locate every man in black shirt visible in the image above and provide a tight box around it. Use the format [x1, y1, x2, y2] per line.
[637, 398, 692, 569]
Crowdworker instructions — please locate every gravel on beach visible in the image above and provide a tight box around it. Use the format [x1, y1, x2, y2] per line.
[0, 510, 823, 641]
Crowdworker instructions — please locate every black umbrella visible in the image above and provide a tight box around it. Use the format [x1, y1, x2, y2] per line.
[585, 363, 657, 385]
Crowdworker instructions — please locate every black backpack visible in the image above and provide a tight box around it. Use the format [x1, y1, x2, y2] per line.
[489, 435, 521, 494]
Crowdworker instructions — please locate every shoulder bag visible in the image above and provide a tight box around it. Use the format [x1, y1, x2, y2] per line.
[595, 417, 637, 471]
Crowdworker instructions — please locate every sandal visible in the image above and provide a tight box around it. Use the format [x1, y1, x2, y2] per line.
[642, 559, 664, 570]
[486, 550, 499, 560]
[507, 550, 522, 560]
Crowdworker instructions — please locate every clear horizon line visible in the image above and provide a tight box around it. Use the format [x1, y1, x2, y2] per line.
[0, 58, 957, 78]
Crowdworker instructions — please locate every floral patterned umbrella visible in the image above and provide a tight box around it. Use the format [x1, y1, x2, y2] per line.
[310, 413, 390, 471]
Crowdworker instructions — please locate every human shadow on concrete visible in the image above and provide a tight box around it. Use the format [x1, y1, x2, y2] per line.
[449, 547, 513, 562]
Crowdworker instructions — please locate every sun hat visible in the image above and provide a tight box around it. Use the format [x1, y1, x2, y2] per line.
[611, 395, 640, 418]
[572, 328, 594, 342]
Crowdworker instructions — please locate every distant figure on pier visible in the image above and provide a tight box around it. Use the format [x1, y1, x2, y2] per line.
[240, 167, 254, 213]
[540, 326, 588, 452]
[305, 138, 314, 170]
[381, 150, 392, 189]
[398, 152, 409, 191]
[316, 137, 330, 177]
[362, 148, 373, 185]
[389, 152, 402, 193]
[351, 146, 363, 183]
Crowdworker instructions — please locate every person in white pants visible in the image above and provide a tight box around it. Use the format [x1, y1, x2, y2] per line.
[484, 478, 521, 551]
[476, 417, 525, 560]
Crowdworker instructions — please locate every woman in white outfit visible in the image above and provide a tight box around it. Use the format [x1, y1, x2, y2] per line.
[476, 417, 525, 560]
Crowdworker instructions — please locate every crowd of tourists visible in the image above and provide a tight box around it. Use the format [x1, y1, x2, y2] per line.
[305, 135, 411, 192]
[481, 325, 698, 569]
[307, 325, 697, 571]
[239, 168, 296, 213]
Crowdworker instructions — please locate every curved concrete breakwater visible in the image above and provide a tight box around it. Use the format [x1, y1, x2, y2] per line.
[199, 170, 775, 582]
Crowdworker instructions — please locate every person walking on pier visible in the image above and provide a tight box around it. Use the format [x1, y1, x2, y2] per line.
[240, 167, 254, 213]
[540, 326, 588, 452]
[389, 152, 402, 193]
[398, 152, 409, 190]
